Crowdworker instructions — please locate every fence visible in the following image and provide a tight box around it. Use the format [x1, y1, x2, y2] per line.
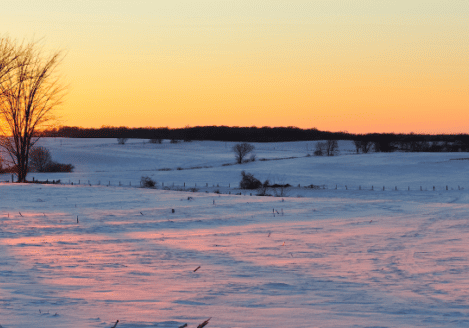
[1, 177, 465, 193]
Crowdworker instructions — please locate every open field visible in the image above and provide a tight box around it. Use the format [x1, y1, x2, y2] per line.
[1, 139, 469, 327]
[2, 138, 469, 191]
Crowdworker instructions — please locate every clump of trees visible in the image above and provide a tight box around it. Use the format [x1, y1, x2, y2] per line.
[0, 37, 65, 182]
[233, 143, 255, 164]
[314, 140, 339, 156]
[353, 140, 373, 154]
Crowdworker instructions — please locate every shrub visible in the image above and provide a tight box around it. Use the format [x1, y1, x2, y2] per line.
[117, 138, 129, 145]
[28, 146, 74, 173]
[239, 171, 262, 189]
[170, 139, 179, 144]
[140, 176, 156, 188]
[257, 179, 271, 196]
[43, 162, 74, 173]
[29, 146, 52, 172]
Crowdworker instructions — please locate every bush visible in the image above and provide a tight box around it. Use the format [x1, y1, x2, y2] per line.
[170, 139, 179, 144]
[43, 162, 74, 173]
[117, 138, 129, 145]
[239, 171, 262, 189]
[140, 176, 156, 188]
[29, 146, 52, 172]
[28, 146, 74, 173]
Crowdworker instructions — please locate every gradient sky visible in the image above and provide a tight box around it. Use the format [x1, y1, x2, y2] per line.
[2, 0, 468, 133]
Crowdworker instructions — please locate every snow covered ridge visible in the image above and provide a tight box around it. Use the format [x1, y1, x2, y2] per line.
[2, 139, 469, 327]
[1, 138, 468, 191]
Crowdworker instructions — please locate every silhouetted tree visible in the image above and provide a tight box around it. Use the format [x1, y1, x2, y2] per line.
[361, 140, 373, 153]
[314, 142, 325, 156]
[233, 143, 254, 164]
[353, 140, 362, 154]
[325, 140, 339, 156]
[0, 38, 65, 182]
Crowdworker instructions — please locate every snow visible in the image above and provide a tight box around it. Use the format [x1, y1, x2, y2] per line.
[1, 138, 469, 327]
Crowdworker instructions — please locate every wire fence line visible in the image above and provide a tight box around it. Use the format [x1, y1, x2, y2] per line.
[1, 177, 465, 193]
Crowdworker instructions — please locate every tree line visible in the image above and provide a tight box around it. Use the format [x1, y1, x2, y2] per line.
[41, 126, 469, 151]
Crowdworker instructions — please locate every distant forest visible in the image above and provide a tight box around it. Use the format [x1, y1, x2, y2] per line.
[41, 126, 469, 152]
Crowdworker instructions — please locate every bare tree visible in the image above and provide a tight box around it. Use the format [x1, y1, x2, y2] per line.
[325, 140, 339, 156]
[233, 143, 255, 164]
[314, 142, 325, 156]
[0, 38, 65, 182]
[361, 140, 373, 153]
[117, 138, 129, 145]
[353, 140, 362, 154]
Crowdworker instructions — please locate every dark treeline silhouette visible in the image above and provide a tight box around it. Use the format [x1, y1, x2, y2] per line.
[40, 126, 469, 151]
[41, 126, 351, 142]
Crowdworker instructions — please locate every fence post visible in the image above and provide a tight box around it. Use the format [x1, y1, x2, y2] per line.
[395, 186, 397, 191]
[371, 185, 374, 191]
[446, 185, 448, 190]
[359, 185, 361, 190]
[345, 185, 347, 190]
[383, 186, 385, 191]
[433, 186, 435, 191]
[420, 186, 422, 191]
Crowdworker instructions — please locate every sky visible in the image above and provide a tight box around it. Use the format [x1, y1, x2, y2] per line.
[2, 0, 468, 134]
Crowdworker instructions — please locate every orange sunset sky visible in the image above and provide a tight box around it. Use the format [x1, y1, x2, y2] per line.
[3, 1, 468, 134]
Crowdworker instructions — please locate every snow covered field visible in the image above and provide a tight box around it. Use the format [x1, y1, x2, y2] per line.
[1, 138, 469, 327]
